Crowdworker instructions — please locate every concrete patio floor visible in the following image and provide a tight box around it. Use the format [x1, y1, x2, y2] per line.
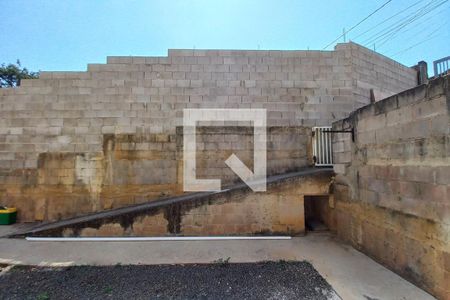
[0, 225, 435, 300]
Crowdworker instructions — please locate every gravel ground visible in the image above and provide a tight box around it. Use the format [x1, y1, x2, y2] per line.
[0, 261, 339, 300]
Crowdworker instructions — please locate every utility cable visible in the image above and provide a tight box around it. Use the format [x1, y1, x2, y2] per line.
[322, 0, 393, 49]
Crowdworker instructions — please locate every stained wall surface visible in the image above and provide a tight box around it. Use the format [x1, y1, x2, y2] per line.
[0, 42, 417, 221]
[27, 171, 333, 238]
[332, 75, 449, 299]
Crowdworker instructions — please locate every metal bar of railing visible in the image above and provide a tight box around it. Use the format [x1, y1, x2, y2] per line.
[320, 128, 326, 165]
[312, 126, 333, 166]
[433, 56, 450, 76]
[325, 131, 328, 165]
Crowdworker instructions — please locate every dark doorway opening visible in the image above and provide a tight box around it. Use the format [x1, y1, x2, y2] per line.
[304, 196, 331, 232]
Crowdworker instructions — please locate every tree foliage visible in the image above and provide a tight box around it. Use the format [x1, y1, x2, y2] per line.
[0, 60, 39, 88]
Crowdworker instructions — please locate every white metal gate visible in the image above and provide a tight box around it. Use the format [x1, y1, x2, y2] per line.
[312, 127, 333, 166]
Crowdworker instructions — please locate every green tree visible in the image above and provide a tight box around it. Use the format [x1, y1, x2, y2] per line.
[0, 60, 39, 88]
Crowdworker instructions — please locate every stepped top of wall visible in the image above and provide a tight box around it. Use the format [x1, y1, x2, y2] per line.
[0, 41, 418, 136]
[28, 42, 414, 80]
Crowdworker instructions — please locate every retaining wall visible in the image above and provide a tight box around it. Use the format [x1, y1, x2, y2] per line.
[22, 170, 332, 237]
[0, 42, 417, 221]
[332, 75, 450, 299]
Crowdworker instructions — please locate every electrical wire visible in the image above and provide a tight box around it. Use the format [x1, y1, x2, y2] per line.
[389, 22, 448, 57]
[361, 0, 448, 47]
[322, 0, 393, 50]
[374, 0, 449, 48]
[380, 4, 450, 52]
[360, 0, 442, 45]
[351, 0, 423, 41]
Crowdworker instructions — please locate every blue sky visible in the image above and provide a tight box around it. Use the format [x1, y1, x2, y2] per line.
[1, 0, 449, 75]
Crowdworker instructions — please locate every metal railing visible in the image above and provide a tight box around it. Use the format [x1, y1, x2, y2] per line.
[312, 127, 333, 166]
[433, 56, 450, 76]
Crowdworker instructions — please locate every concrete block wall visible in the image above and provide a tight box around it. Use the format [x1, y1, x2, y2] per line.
[44, 171, 332, 237]
[332, 75, 450, 299]
[0, 42, 418, 221]
[0, 126, 309, 221]
[336, 42, 417, 107]
[191, 126, 311, 185]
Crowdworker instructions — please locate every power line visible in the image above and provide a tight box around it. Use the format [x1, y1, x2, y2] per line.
[360, 0, 439, 45]
[360, 0, 448, 47]
[351, 0, 423, 41]
[390, 33, 443, 58]
[373, 0, 449, 48]
[360, 0, 440, 45]
[396, 15, 445, 42]
[379, 4, 450, 51]
[389, 21, 448, 57]
[322, 0, 393, 50]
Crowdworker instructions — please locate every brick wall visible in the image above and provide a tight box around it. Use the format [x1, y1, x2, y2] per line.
[332, 75, 450, 299]
[0, 42, 418, 221]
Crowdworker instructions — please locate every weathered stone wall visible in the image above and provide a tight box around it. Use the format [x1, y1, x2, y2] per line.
[0, 42, 417, 221]
[332, 75, 449, 299]
[0, 126, 309, 221]
[28, 171, 332, 237]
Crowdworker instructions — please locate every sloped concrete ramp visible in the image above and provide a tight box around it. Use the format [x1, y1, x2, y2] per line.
[13, 168, 333, 238]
